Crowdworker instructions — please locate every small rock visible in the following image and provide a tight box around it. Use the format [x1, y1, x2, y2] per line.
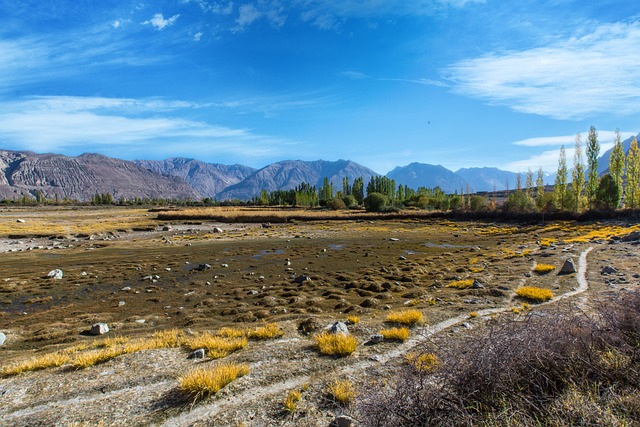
[368, 334, 384, 344]
[162, 225, 172, 231]
[187, 348, 206, 359]
[221, 263, 229, 268]
[196, 263, 211, 271]
[602, 266, 617, 275]
[558, 258, 577, 275]
[47, 269, 63, 279]
[471, 280, 484, 289]
[118, 301, 125, 307]
[333, 415, 355, 427]
[90, 323, 109, 336]
[121, 287, 131, 292]
[213, 227, 224, 233]
[134, 319, 146, 324]
[0, 332, 6, 347]
[389, 238, 400, 242]
[16, 219, 26, 223]
[329, 321, 349, 335]
[399, 255, 407, 260]
[293, 275, 311, 284]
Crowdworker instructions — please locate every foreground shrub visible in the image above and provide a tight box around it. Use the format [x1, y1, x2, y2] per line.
[534, 263, 555, 274]
[385, 309, 424, 326]
[2, 352, 71, 376]
[516, 286, 554, 302]
[248, 323, 283, 340]
[327, 379, 356, 405]
[314, 332, 357, 356]
[178, 363, 249, 402]
[356, 291, 640, 426]
[380, 327, 410, 342]
[447, 279, 474, 289]
[186, 334, 247, 358]
[282, 389, 302, 413]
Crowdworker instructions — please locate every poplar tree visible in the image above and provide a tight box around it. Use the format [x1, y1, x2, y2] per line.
[536, 167, 545, 209]
[626, 137, 640, 209]
[609, 129, 625, 196]
[554, 145, 568, 210]
[525, 169, 534, 199]
[586, 125, 600, 208]
[571, 133, 586, 212]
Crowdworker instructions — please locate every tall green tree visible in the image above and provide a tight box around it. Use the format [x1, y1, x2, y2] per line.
[626, 137, 640, 209]
[586, 125, 600, 208]
[525, 169, 534, 199]
[570, 133, 586, 212]
[554, 145, 568, 211]
[352, 177, 364, 204]
[596, 174, 620, 210]
[535, 167, 545, 210]
[609, 129, 625, 197]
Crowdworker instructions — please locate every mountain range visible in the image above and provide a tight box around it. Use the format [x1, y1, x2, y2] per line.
[0, 133, 637, 202]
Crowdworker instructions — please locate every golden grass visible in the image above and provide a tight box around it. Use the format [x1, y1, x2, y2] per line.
[385, 309, 424, 326]
[185, 333, 247, 359]
[447, 279, 474, 289]
[534, 263, 555, 274]
[216, 327, 248, 339]
[314, 332, 358, 357]
[406, 352, 441, 373]
[380, 327, 410, 342]
[346, 315, 360, 325]
[469, 311, 479, 318]
[248, 323, 283, 340]
[72, 347, 127, 369]
[178, 363, 250, 401]
[1, 351, 71, 376]
[282, 389, 302, 413]
[327, 379, 356, 405]
[516, 286, 554, 302]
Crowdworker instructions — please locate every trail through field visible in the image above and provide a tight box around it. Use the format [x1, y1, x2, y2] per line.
[160, 246, 595, 427]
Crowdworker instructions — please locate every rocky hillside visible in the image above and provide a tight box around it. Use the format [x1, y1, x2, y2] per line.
[216, 159, 379, 201]
[0, 151, 200, 201]
[135, 158, 255, 199]
[387, 162, 469, 194]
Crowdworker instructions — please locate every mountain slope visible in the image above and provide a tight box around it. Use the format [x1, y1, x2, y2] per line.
[0, 151, 200, 201]
[135, 158, 255, 198]
[216, 159, 379, 200]
[455, 167, 522, 192]
[387, 163, 468, 194]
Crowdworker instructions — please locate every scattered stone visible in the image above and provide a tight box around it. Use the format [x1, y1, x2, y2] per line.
[196, 263, 211, 271]
[602, 266, 618, 275]
[389, 238, 400, 242]
[368, 334, 384, 344]
[47, 269, 63, 279]
[261, 222, 272, 228]
[620, 231, 640, 242]
[0, 332, 5, 347]
[162, 225, 172, 231]
[471, 280, 484, 289]
[134, 319, 146, 324]
[399, 255, 407, 260]
[16, 219, 25, 223]
[333, 415, 355, 427]
[298, 318, 319, 335]
[121, 286, 131, 292]
[329, 321, 349, 335]
[461, 322, 472, 329]
[294, 275, 311, 284]
[285, 260, 291, 266]
[360, 298, 378, 308]
[118, 301, 125, 307]
[90, 323, 109, 336]
[558, 258, 577, 275]
[212, 227, 224, 233]
[221, 263, 229, 268]
[187, 348, 206, 359]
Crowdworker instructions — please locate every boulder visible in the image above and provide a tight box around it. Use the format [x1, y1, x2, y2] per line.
[333, 415, 355, 427]
[47, 269, 64, 279]
[213, 227, 224, 233]
[187, 348, 206, 359]
[294, 275, 311, 284]
[0, 332, 6, 347]
[196, 263, 211, 271]
[471, 280, 484, 289]
[602, 266, 618, 275]
[90, 323, 109, 336]
[329, 321, 349, 335]
[368, 334, 384, 344]
[621, 231, 640, 242]
[16, 219, 25, 223]
[558, 258, 577, 275]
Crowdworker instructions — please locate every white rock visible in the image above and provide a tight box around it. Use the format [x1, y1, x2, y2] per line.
[90, 323, 109, 335]
[47, 269, 64, 279]
[16, 219, 25, 223]
[0, 332, 6, 346]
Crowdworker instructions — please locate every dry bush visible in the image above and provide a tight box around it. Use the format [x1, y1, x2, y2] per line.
[516, 286, 554, 302]
[282, 389, 302, 413]
[73, 347, 127, 369]
[186, 334, 247, 359]
[346, 315, 360, 325]
[327, 379, 357, 405]
[405, 352, 441, 373]
[533, 263, 555, 274]
[380, 327, 410, 342]
[248, 323, 283, 340]
[447, 279, 474, 289]
[385, 309, 423, 326]
[2, 351, 71, 376]
[178, 363, 250, 402]
[357, 291, 640, 426]
[314, 332, 357, 357]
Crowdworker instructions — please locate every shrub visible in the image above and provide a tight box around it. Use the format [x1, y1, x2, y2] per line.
[447, 279, 474, 289]
[342, 195, 357, 208]
[73, 347, 126, 369]
[327, 197, 347, 210]
[178, 363, 249, 401]
[327, 379, 357, 405]
[405, 352, 441, 373]
[282, 389, 302, 413]
[314, 332, 357, 356]
[469, 312, 479, 318]
[363, 192, 388, 212]
[380, 327, 410, 342]
[186, 334, 247, 358]
[346, 315, 360, 325]
[534, 263, 555, 274]
[386, 309, 423, 326]
[248, 323, 283, 340]
[2, 352, 71, 376]
[516, 286, 554, 302]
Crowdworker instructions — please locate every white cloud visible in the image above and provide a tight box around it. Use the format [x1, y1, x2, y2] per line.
[514, 131, 636, 147]
[194, 32, 203, 41]
[111, 20, 121, 28]
[143, 13, 180, 30]
[233, 3, 286, 31]
[0, 96, 296, 160]
[235, 4, 262, 30]
[446, 21, 640, 120]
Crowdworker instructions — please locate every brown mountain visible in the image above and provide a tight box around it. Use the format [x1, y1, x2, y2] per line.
[0, 151, 200, 202]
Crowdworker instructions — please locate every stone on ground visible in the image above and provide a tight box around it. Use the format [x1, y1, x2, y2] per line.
[329, 321, 349, 335]
[558, 258, 577, 275]
[90, 323, 109, 336]
[47, 269, 64, 279]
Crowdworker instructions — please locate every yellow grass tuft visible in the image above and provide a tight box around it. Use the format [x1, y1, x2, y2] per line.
[73, 347, 126, 369]
[516, 286, 554, 302]
[2, 351, 71, 377]
[327, 379, 356, 405]
[380, 327, 410, 342]
[282, 389, 302, 413]
[447, 279, 474, 289]
[216, 327, 247, 339]
[346, 315, 360, 325]
[178, 363, 250, 401]
[511, 307, 521, 314]
[314, 332, 357, 357]
[469, 311, 479, 318]
[533, 263, 555, 274]
[385, 309, 424, 326]
[186, 333, 247, 359]
[149, 329, 185, 348]
[406, 352, 441, 373]
[248, 323, 283, 340]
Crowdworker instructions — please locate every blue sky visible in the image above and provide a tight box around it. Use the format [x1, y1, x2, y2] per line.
[0, 0, 639, 175]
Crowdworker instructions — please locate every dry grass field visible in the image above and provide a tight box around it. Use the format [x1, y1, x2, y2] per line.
[0, 206, 638, 426]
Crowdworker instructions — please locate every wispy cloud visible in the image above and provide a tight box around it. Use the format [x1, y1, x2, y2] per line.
[514, 131, 636, 147]
[0, 96, 298, 161]
[233, 2, 286, 32]
[445, 21, 640, 120]
[143, 13, 180, 30]
[340, 71, 447, 87]
[503, 142, 615, 173]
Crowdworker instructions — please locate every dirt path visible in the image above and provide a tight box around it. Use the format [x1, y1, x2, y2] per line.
[159, 246, 596, 427]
